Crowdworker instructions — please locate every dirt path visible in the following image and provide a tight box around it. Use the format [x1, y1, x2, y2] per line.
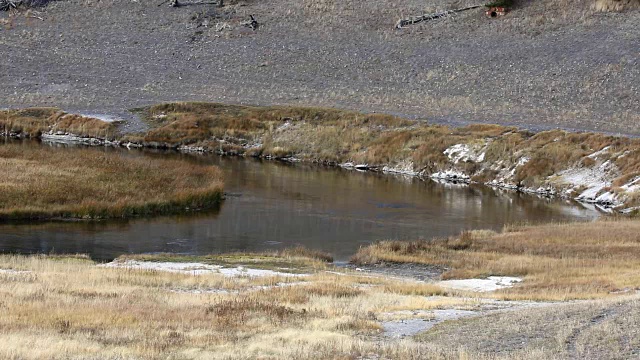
[564, 307, 618, 356]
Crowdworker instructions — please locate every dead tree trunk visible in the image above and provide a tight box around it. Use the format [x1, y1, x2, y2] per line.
[395, 5, 482, 29]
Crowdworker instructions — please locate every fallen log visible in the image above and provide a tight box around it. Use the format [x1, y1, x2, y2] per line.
[0, 0, 19, 11]
[1, 0, 56, 11]
[395, 5, 483, 28]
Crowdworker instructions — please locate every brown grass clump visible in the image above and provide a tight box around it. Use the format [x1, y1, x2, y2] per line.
[593, 0, 640, 11]
[133, 102, 409, 148]
[352, 220, 640, 300]
[0, 108, 117, 139]
[279, 246, 334, 262]
[0, 144, 223, 220]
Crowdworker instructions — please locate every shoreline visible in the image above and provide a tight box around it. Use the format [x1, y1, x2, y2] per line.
[4, 103, 639, 213]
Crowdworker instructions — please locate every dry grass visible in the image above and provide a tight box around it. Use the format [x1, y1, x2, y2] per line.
[7, 103, 640, 206]
[0, 108, 117, 139]
[0, 253, 480, 360]
[0, 143, 223, 220]
[352, 219, 640, 300]
[131, 103, 640, 192]
[593, 0, 640, 11]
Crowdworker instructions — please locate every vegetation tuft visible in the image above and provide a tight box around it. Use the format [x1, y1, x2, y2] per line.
[352, 220, 640, 300]
[0, 144, 223, 220]
[1, 108, 118, 139]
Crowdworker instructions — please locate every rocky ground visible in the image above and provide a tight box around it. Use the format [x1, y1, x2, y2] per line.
[1, 0, 639, 135]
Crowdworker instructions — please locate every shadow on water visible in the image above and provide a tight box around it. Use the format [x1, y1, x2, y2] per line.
[0, 141, 601, 261]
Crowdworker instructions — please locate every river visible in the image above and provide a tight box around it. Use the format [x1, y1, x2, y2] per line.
[0, 141, 600, 261]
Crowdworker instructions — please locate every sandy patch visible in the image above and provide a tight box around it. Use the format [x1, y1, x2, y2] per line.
[381, 309, 478, 338]
[99, 260, 309, 278]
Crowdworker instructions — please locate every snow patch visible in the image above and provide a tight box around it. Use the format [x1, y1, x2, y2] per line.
[99, 260, 308, 278]
[438, 276, 522, 292]
[382, 160, 421, 176]
[443, 143, 486, 164]
[431, 170, 470, 183]
[41, 132, 120, 147]
[587, 146, 611, 160]
[78, 113, 121, 123]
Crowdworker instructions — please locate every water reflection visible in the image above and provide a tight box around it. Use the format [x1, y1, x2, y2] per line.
[0, 143, 600, 260]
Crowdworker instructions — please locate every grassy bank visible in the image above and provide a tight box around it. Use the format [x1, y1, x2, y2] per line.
[0, 144, 223, 220]
[5, 103, 640, 208]
[1, 108, 118, 139]
[352, 219, 640, 300]
[132, 102, 640, 208]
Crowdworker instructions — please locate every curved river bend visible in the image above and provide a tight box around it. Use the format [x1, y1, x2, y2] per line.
[0, 143, 600, 261]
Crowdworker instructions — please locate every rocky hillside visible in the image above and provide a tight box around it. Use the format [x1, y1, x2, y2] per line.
[0, 0, 639, 135]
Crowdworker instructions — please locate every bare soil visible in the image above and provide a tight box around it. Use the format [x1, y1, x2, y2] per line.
[419, 295, 640, 359]
[1, 0, 639, 135]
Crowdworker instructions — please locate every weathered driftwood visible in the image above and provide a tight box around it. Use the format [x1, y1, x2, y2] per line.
[1, 0, 54, 11]
[158, 0, 221, 7]
[0, 0, 20, 11]
[241, 14, 258, 30]
[395, 5, 482, 28]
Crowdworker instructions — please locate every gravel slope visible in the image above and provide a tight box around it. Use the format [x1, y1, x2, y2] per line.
[1, 0, 638, 135]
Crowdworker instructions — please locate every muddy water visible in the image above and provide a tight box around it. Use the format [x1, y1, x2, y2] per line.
[0, 142, 600, 261]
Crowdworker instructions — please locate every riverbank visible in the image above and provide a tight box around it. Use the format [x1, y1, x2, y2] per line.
[4, 104, 639, 212]
[352, 218, 640, 300]
[0, 142, 224, 221]
[1, 245, 638, 359]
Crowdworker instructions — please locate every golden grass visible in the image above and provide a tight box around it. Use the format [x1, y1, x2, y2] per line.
[593, 0, 640, 11]
[0, 144, 224, 220]
[130, 103, 640, 194]
[0, 108, 117, 139]
[0, 253, 476, 360]
[6, 103, 640, 206]
[352, 219, 640, 300]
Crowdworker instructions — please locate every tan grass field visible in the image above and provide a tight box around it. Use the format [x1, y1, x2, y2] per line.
[0, 253, 474, 360]
[0, 143, 224, 220]
[352, 219, 640, 300]
[1, 247, 638, 359]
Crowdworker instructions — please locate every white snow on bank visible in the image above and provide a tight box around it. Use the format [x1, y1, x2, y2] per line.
[382, 160, 421, 176]
[99, 260, 308, 278]
[443, 143, 486, 164]
[339, 163, 370, 171]
[554, 159, 622, 206]
[41, 132, 120, 147]
[78, 113, 121, 123]
[431, 170, 470, 182]
[621, 176, 640, 193]
[587, 146, 611, 160]
[438, 276, 522, 292]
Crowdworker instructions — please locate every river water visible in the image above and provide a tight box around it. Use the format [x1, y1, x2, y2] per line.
[0, 142, 600, 261]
